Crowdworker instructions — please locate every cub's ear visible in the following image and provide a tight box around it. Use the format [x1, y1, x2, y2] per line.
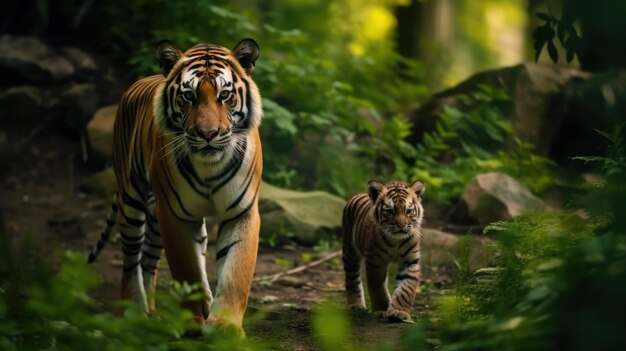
[155, 40, 182, 77]
[367, 179, 385, 203]
[233, 38, 260, 75]
[410, 180, 425, 197]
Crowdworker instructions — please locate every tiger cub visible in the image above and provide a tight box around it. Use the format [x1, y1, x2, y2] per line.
[342, 179, 425, 323]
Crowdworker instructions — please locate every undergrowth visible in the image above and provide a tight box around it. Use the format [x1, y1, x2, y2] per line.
[423, 123, 626, 351]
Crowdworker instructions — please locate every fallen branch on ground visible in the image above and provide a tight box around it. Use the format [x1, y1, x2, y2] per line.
[253, 250, 342, 283]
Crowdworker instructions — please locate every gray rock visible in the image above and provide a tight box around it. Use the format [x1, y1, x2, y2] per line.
[0, 86, 44, 124]
[408, 63, 590, 156]
[421, 228, 492, 272]
[86, 104, 117, 159]
[78, 167, 116, 197]
[450, 172, 547, 226]
[61, 83, 99, 129]
[0, 35, 75, 83]
[259, 182, 345, 245]
[61, 47, 98, 76]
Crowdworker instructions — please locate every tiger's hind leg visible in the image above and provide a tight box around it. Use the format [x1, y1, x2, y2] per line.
[342, 244, 366, 310]
[141, 194, 165, 311]
[118, 192, 149, 311]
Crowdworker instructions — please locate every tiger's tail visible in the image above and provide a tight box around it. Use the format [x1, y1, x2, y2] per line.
[88, 193, 118, 263]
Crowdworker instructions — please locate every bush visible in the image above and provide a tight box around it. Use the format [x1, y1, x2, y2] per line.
[432, 124, 626, 351]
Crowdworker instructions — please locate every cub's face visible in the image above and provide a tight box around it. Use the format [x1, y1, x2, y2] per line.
[368, 180, 426, 241]
[154, 39, 262, 159]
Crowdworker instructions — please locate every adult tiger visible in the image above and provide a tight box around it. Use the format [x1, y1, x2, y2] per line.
[342, 179, 425, 323]
[88, 38, 263, 333]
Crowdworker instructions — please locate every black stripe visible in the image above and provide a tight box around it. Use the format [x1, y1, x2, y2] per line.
[163, 160, 197, 219]
[217, 193, 256, 239]
[226, 158, 257, 210]
[381, 233, 394, 247]
[121, 233, 143, 242]
[216, 239, 241, 261]
[395, 274, 419, 282]
[155, 171, 203, 224]
[403, 258, 420, 267]
[178, 157, 210, 196]
[142, 251, 161, 260]
[402, 242, 418, 257]
[118, 205, 145, 227]
[122, 193, 144, 212]
[123, 261, 140, 272]
[211, 140, 247, 193]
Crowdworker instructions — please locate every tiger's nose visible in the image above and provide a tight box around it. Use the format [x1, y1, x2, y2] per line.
[396, 219, 407, 229]
[197, 127, 218, 141]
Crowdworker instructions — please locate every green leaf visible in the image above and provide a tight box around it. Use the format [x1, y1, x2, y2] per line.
[547, 40, 559, 63]
[535, 12, 551, 21]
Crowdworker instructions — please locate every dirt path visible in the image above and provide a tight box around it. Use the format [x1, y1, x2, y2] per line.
[2, 132, 451, 350]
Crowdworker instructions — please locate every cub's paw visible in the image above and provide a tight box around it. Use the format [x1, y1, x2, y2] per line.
[385, 307, 413, 324]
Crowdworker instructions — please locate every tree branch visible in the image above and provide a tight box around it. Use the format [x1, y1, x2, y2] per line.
[253, 250, 342, 283]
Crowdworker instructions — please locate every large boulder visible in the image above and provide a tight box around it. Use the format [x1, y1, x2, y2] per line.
[61, 83, 100, 129]
[86, 104, 117, 160]
[0, 35, 75, 84]
[61, 47, 98, 77]
[259, 182, 345, 245]
[421, 228, 492, 272]
[0, 86, 45, 124]
[408, 63, 591, 156]
[450, 172, 547, 226]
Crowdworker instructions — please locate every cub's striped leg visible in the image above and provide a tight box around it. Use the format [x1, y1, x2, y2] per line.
[141, 195, 164, 311]
[342, 245, 366, 310]
[156, 204, 213, 325]
[365, 260, 391, 316]
[387, 252, 421, 323]
[209, 209, 260, 334]
[118, 193, 149, 311]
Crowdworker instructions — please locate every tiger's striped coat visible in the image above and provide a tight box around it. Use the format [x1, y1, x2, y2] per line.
[88, 39, 263, 334]
[342, 180, 425, 323]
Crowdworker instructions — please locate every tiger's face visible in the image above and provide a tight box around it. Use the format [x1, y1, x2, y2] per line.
[154, 39, 262, 159]
[368, 180, 426, 241]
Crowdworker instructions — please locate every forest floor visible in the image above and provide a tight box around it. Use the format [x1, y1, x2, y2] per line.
[1, 129, 456, 350]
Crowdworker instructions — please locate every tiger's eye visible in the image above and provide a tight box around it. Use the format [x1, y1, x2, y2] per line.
[406, 207, 416, 216]
[382, 208, 394, 217]
[218, 90, 232, 101]
[182, 91, 195, 102]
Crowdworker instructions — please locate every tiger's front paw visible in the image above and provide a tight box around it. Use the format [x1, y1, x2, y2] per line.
[385, 307, 413, 323]
[206, 315, 245, 339]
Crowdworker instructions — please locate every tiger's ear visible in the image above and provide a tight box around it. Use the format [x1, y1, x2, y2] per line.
[367, 179, 385, 203]
[233, 38, 260, 75]
[155, 40, 182, 77]
[410, 180, 426, 198]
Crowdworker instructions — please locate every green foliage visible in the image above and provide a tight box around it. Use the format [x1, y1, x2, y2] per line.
[405, 84, 555, 204]
[432, 124, 626, 350]
[102, 1, 429, 197]
[532, 11, 582, 63]
[0, 240, 262, 350]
